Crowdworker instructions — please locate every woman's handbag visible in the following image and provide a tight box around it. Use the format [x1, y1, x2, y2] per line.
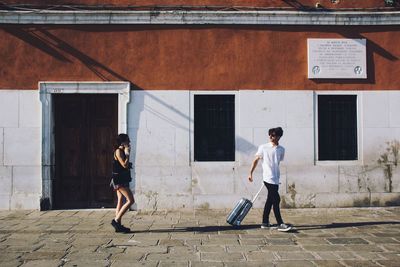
[110, 171, 131, 187]
[110, 172, 120, 187]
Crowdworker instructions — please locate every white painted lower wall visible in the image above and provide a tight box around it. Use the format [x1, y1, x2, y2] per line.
[0, 90, 41, 210]
[0, 89, 399, 210]
[130, 90, 400, 210]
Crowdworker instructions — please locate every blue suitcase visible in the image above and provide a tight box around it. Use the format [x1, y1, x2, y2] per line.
[226, 184, 264, 226]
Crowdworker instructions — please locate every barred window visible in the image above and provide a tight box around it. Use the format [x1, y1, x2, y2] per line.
[318, 95, 358, 161]
[194, 95, 235, 161]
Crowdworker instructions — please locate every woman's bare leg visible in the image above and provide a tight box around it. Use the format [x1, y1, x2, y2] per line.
[115, 190, 123, 218]
[115, 187, 134, 223]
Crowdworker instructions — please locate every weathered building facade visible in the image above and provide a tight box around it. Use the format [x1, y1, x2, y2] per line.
[0, 0, 399, 210]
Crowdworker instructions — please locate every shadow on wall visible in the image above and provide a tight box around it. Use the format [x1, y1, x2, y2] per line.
[4, 26, 260, 204]
[5, 26, 399, 204]
[3, 26, 143, 199]
[5, 24, 400, 88]
[283, 0, 400, 9]
[311, 30, 396, 85]
[3, 26, 127, 80]
[271, 25, 399, 86]
[282, 0, 312, 10]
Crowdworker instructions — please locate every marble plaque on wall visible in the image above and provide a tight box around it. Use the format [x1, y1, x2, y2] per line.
[308, 38, 367, 79]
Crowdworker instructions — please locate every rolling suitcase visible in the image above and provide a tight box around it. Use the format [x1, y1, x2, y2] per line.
[226, 184, 264, 226]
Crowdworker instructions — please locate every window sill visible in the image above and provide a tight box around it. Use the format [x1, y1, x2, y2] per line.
[315, 160, 362, 166]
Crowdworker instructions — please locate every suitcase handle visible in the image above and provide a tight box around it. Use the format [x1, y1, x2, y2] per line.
[251, 184, 264, 204]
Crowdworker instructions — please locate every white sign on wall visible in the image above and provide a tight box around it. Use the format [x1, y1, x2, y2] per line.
[308, 38, 367, 79]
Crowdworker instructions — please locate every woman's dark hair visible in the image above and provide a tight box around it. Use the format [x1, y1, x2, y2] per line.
[115, 133, 130, 148]
[268, 127, 284, 137]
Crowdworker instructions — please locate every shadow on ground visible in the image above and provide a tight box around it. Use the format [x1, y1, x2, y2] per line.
[129, 221, 399, 234]
[294, 221, 400, 230]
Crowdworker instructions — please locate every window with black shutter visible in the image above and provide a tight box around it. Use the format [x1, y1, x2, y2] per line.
[318, 95, 358, 161]
[194, 95, 235, 161]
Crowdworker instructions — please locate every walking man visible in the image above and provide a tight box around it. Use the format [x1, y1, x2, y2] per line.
[248, 127, 292, 232]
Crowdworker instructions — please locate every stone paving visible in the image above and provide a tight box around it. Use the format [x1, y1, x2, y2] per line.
[0, 207, 399, 267]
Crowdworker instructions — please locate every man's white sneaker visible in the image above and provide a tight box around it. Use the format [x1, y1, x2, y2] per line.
[277, 223, 292, 232]
[261, 223, 277, 229]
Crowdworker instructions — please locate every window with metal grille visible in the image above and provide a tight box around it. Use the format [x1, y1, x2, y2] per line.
[318, 95, 358, 161]
[194, 95, 235, 161]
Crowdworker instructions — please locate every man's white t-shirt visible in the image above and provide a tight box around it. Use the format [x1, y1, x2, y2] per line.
[255, 142, 285, 185]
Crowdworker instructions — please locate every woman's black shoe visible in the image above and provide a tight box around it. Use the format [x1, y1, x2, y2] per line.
[120, 224, 131, 233]
[111, 219, 123, 232]
[111, 219, 130, 233]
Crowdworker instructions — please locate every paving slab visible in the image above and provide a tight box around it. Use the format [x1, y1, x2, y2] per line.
[191, 262, 224, 267]
[62, 259, 110, 267]
[2, 259, 24, 267]
[146, 252, 200, 261]
[200, 252, 245, 262]
[276, 251, 316, 260]
[312, 251, 341, 260]
[333, 251, 359, 260]
[311, 260, 345, 267]
[21, 251, 66, 261]
[340, 260, 381, 267]
[196, 245, 226, 252]
[274, 260, 315, 267]
[20, 259, 64, 266]
[226, 245, 260, 253]
[224, 261, 274, 267]
[374, 260, 400, 267]
[110, 259, 158, 266]
[0, 207, 399, 266]
[245, 251, 276, 261]
[260, 244, 304, 252]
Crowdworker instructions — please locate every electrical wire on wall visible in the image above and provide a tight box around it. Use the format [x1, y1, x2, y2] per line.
[0, 1, 399, 12]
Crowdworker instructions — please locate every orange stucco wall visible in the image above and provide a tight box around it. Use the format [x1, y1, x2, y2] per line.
[1, 25, 400, 90]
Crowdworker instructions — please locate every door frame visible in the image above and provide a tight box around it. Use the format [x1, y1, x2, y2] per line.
[39, 81, 130, 210]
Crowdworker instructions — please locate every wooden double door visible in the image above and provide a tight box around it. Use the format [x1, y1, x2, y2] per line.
[54, 94, 118, 209]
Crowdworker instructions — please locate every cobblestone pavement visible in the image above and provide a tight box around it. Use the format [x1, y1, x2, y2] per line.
[0, 207, 399, 267]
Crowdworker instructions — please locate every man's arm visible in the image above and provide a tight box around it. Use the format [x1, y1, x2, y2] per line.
[248, 156, 261, 182]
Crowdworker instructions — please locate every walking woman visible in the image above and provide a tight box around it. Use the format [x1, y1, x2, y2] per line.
[110, 133, 134, 233]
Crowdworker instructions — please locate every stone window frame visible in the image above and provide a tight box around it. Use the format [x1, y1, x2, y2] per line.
[193, 94, 236, 162]
[314, 91, 363, 166]
[39, 81, 130, 209]
[189, 90, 239, 164]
